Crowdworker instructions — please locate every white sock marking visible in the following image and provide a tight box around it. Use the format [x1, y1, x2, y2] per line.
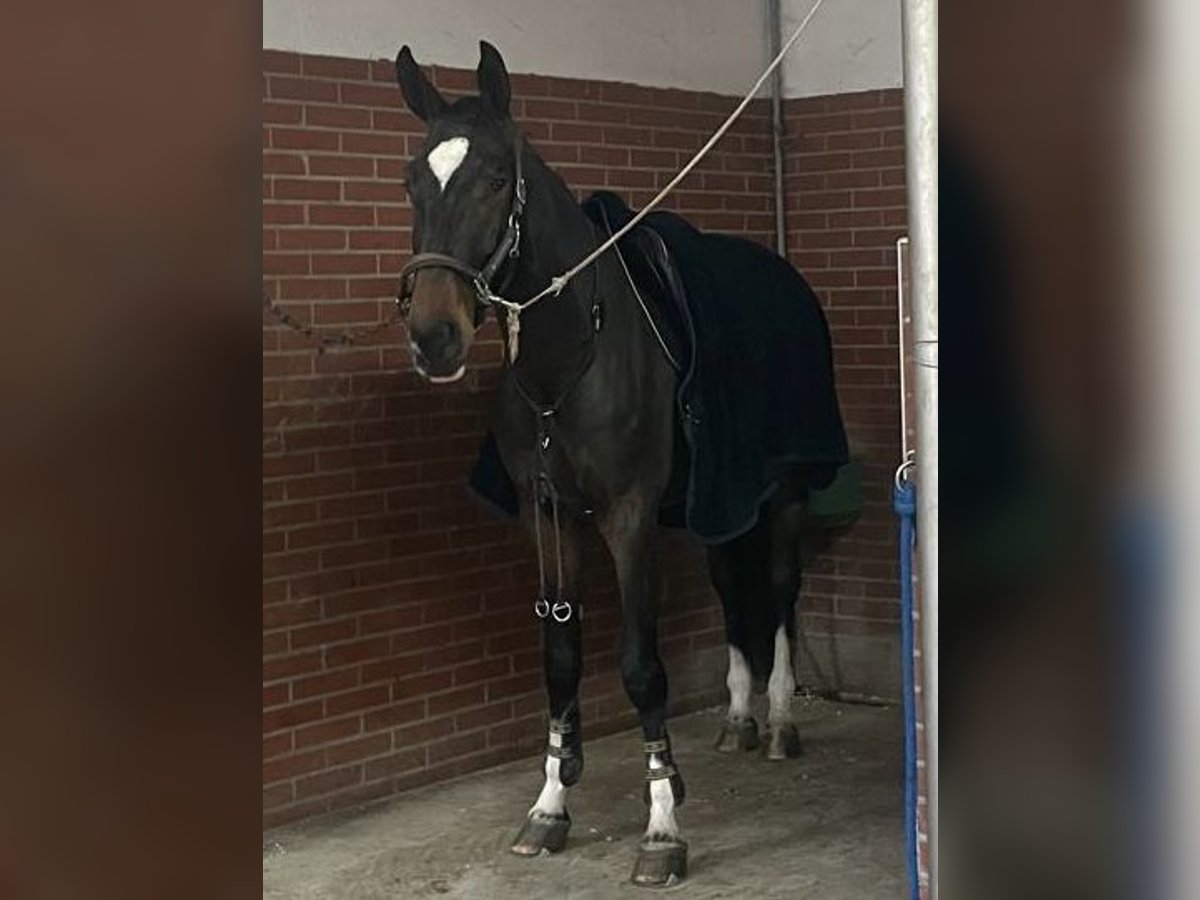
[767, 625, 795, 726]
[646, 754, 679, 839]
[726, 644, 752, 720]
[529, 731, 566, 817]
[427, 137, 469, 192]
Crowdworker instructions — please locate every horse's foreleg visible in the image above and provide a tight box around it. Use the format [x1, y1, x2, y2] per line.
[511, 504, 582, 857]
[600, 495, 687, 887]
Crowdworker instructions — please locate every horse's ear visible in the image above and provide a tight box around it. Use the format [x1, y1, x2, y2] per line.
[395, 45, 446, 123]
[476, 40, 511, 117]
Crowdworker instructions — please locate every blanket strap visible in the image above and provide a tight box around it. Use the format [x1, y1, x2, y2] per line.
[595, 202, 680, 372]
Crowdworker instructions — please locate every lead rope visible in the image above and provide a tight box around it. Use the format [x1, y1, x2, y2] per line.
[490, 0, 828, 319]
[894, 458, 919, 900]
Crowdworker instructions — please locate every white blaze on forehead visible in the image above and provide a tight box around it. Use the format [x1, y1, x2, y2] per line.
[427, 136, 470, 192]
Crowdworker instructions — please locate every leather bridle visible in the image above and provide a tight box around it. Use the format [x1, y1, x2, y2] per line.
[396, 135, 527, 329]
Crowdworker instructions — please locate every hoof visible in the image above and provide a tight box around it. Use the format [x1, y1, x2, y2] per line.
[714, 716, 759, 753]
[510, 812, 571, 856]
[631, 838, 688, 887]
[764, 723, 802, 760]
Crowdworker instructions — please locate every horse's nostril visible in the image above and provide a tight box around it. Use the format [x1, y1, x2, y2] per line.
[419, 320, 462, 363]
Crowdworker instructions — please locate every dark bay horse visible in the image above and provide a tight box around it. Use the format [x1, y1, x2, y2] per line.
[395, 41, 843, 887]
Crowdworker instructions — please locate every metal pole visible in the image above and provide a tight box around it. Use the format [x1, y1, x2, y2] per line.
[767, 0, 787, 257]
[897, 236, 912, 461]
[900, 0, 938, 897]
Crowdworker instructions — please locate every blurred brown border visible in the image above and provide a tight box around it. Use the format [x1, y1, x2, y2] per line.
[0, 3, 263, 897]
[0, 0, 1147, 893]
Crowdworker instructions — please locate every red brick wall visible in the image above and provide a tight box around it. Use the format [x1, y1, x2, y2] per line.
[263, 50, 905, 826]
[783, 90, 907, 694]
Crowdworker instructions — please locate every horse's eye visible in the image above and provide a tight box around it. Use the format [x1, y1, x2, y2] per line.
[490, 177, 507, 193]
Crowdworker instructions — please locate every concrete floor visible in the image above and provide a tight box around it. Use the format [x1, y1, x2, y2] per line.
[263, 699, 904, 899]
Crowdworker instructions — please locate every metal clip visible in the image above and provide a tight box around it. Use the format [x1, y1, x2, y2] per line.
[551, 600, 572, 623]
[534, 598, 550, 619]
[508, 217, 521, 259]
[894, 451, 916, 491]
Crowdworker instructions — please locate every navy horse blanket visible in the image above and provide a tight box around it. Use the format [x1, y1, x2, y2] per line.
[469, 191, 849, 544]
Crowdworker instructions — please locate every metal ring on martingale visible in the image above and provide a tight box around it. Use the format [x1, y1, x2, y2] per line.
[534, 598, 550, 619]
[551, 600, 572, 623]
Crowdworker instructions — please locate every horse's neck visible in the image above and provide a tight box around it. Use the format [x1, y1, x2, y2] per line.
[505, 156, 604, 397]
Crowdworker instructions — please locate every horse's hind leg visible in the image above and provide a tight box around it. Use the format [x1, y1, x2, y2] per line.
[706, 533, 761, 752]
[764, 494, 805, 760]
[511, 503, 583, 857]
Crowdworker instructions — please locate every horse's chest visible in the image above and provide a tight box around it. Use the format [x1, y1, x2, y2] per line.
[492, 362, 664, 510]
[496, 422, 606, 512]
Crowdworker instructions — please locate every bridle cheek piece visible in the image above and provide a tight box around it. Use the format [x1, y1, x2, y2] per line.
[397, 135, 527, 330]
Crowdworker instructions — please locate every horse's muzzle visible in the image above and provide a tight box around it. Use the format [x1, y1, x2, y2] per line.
[411, 319, 467, 383]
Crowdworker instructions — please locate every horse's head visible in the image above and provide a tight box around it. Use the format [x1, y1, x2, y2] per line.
[395, 41, 519, 383]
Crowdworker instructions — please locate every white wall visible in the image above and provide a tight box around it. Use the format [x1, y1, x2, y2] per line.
[780, 0, 903, 97]
[264, 0, 767, 96]
[263, 0, 902, 98]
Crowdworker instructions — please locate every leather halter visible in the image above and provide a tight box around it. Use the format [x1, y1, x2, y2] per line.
[396, 135, 527, 327]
